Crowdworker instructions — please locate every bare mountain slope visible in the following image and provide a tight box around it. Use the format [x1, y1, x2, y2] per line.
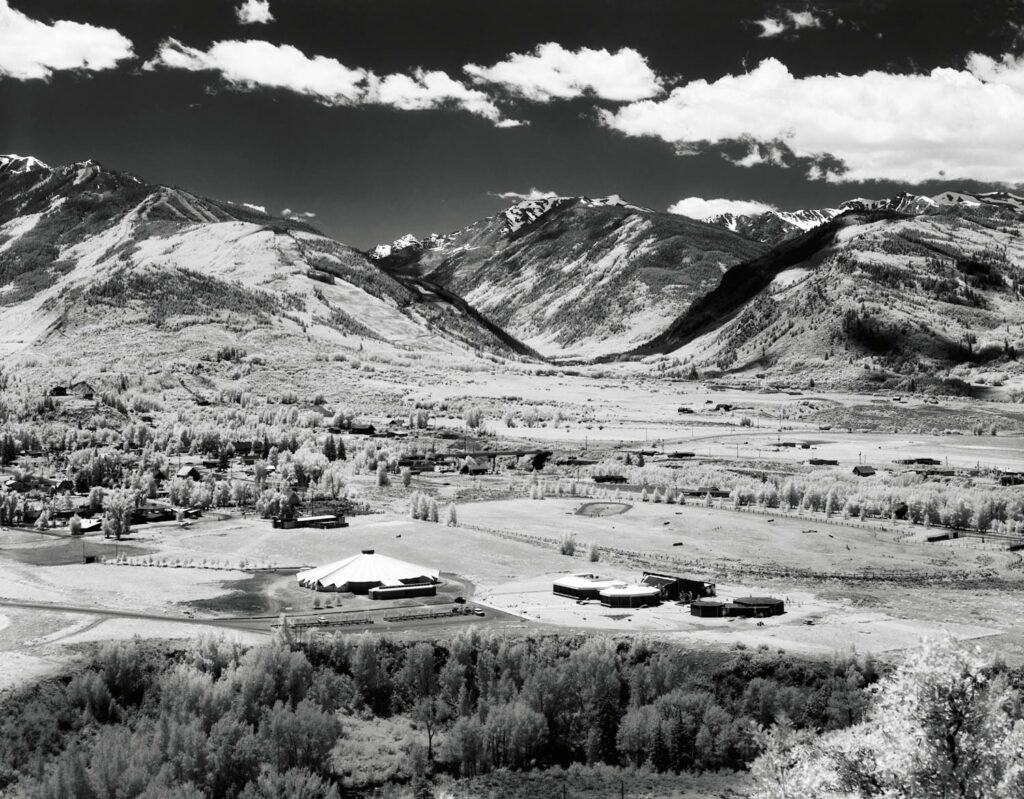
[0, 154, 536, 377]
[372, 196, 766, 359]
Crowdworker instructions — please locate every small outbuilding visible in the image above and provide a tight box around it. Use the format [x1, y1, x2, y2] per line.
[733, 596, 786, 616]
[852, 465, 876, 477]
[69, 381, 96, 400]
[690, 600, 727, 617]
[599, 585, 661, 609]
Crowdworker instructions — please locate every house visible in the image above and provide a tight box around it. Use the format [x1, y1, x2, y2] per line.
[349, 424, 376, 436]
[51, 479, 75, 494]
[68, 381, 96, 400]
[49, 386, 67, 397]
[853, 465, 876, 477]
[175, 465, 202, 481]
[460, 456, 489, 476]
[592, 475, 627, 484]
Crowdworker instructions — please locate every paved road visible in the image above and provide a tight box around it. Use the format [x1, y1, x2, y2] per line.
[0, 598, 272, 634]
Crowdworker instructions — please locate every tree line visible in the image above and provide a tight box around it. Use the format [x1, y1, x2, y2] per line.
[0, 631, 883, 798]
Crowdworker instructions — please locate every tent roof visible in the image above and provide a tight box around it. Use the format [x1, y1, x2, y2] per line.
[297, 551, 439, 589]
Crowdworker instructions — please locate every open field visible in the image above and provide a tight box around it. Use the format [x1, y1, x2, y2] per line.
[3, 470, 1022, 686]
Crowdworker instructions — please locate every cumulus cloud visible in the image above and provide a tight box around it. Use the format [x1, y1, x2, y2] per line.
[600, 56, 1024, 184]
[754, 18, 787, 38]
[282, 208, 316, 218]
[236, 0, 274, 25]
[753, 10, 822, 37]
[0, 0, 134, 80]
[366, 69, 513, 125]
[465, 42, 663, 102]
[144, 38, 367, 103]
[145, 38, 521, 125]
[242, 202, 266, 213]
[668, 197, 776, 220]
[491, 188, 560, 201]
[787, 10, 822, 29]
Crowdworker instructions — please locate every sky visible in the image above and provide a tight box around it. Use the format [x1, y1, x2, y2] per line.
[1, 0, 1023, 248]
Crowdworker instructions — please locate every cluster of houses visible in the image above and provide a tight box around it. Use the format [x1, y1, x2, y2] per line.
[397, 449, 552, 476]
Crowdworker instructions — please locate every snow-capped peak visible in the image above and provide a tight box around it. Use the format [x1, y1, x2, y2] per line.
[0, 154, 50, 176]
[930, 189, 1024, 211]
[501, 194, 649, 234]
[502, 197, 569, 233]
[839, 192, 937, 214]
[371, 233, 423, 260]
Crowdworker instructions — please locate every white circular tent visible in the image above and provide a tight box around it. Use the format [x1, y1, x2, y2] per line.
[296, 549, 440, 594]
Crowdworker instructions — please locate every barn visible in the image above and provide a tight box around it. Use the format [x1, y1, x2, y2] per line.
[598, 584, 661, 609]
[175, 465, 202, 481]
[640, 572, 716, 601]
[296, 549, 439, 594]
[553, 573, 627, 600]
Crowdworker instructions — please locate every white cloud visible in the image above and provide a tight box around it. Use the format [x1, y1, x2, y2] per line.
[236, 0, 274, 25]
[145, 38, 522, 125]
[787, 11, 822, 29]
[367, 68, 515, 125]
[465, 42, 662, 102]
[145, 38, 368, 104]
[754, 18, 786, 38]
[492, 188, 559, 201]
[0, 0, 134, 80]
[753, 10, 822, 37]
[668, 197, 776, 220]
[242, 202, 266, 213]
[600, 56, 1024, 184]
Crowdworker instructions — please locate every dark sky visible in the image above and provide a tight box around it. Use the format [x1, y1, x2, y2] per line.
[2, 0, 1023, 248]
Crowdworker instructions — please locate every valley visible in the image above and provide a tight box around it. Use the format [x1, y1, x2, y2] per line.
[2, 153, 1024, 798]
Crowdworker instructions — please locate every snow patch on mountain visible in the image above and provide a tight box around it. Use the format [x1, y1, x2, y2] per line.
[0, 155, 50, 176]
[501, 195, 649, 234]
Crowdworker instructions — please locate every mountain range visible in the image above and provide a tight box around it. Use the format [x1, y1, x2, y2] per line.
[704, 190, 1024, 245]
[3, 152, 1024, 394]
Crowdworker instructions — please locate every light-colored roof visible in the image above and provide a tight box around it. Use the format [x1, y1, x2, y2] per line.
[297, 551, 439, 590]
[599, 584, 661, 598]
[553, 573, 627, 591]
